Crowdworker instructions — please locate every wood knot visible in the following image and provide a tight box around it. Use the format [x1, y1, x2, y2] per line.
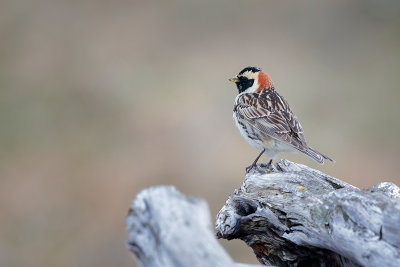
[234, 198, 257, 216]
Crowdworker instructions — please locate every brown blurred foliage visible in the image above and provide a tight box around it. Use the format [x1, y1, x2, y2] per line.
[1, 1, 400, 266]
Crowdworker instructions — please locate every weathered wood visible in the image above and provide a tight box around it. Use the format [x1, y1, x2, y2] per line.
[215, 159, 400, 267]
[126, 185, 265, 267]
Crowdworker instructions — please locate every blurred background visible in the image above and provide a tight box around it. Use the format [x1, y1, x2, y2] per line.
[1, 0, 400, 266]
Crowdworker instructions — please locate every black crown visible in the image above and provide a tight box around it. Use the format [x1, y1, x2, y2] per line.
[238, 66, 261, 75]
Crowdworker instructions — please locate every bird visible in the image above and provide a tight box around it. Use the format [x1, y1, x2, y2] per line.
[229, 66, 333, 172]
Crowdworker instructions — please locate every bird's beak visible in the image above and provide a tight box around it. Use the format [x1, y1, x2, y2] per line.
[229, 77, 238, 83]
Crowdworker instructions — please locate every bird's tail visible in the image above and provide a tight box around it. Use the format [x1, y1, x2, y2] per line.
[303, 146, 334, 164]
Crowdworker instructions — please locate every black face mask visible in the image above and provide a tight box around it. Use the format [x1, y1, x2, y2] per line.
[236, 76, 254, 94]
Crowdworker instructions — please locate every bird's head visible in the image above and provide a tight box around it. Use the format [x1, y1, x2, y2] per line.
[229, 66, 273, 94]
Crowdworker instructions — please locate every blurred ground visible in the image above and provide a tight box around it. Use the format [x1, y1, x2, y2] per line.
[1, 1, 400, 266]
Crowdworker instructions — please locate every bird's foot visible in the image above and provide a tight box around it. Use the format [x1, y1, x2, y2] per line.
[245, 163, 257, 174]
[266, 159, 273, 169]
[253, 159, 274, 174]
[246, 149, 266, 174]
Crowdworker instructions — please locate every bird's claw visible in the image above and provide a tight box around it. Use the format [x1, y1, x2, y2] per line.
[246, 160, 273, 174]
[266, 161, 272, 169]
[245, 163, 257, 174]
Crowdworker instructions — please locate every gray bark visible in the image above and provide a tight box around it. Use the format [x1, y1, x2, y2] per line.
[215, 159, 400, 267]
[126, 185, 264, 267]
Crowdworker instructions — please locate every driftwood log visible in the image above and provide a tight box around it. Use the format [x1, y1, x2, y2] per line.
[216, 159, 400, 267]
[126, 185, 265, 267]
[126, 159, 400, 267]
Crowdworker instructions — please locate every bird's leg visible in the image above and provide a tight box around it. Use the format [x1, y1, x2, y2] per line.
[246, 149, 265, 173]
[266, 159, 273, 169]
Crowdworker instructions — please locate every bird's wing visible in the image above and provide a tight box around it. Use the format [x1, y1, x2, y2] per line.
[236, 91, 308, 152]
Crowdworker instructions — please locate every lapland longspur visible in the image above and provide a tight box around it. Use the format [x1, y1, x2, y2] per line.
[230, 66, 333, 171]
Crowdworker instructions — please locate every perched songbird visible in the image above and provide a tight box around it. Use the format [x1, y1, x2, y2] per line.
[230, 66, 333, 171]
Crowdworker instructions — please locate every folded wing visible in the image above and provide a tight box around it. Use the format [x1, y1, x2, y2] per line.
[236, 91, 333, 163]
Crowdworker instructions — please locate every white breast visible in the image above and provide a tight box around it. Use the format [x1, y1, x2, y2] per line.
[233, 93, 297, 159]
